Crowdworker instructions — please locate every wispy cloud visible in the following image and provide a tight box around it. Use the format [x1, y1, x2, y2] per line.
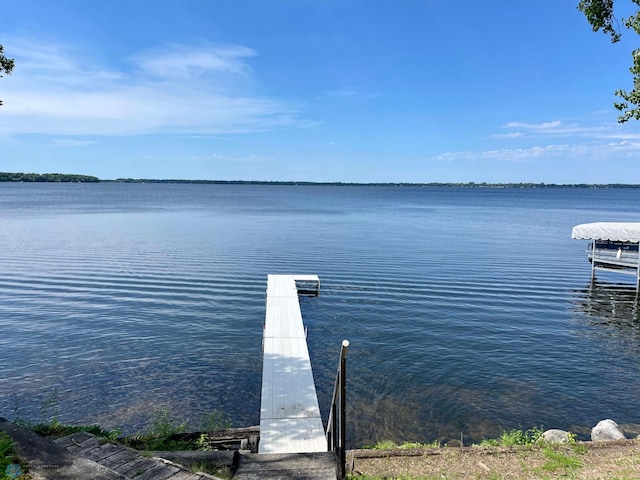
[50, 139, 96, 147]
[443, 115, 640, 168]
[503, 120, 564, 130]
[322, 88, 379, 100]
[491, 131, 524, 139]
[499, 118, 637, 140]
[0, 36, 302, 136]
[435, 140, 640, 163]
[435, 144, 573, 163]
[131, 44, 256, 80]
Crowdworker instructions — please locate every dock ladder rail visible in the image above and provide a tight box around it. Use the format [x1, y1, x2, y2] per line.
[326, 339, 349, 479]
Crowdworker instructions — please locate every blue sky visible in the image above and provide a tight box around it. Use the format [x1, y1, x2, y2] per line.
[1, 0, 639, 183]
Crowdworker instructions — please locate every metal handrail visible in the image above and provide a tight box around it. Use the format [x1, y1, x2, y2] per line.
[326, 339, 349, 479]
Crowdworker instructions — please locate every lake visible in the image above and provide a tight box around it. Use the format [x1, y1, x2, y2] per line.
[1, 182, 639, 446]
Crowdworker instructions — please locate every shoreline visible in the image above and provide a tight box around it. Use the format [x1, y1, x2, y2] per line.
[3, 417, 640, 479]
[2, 171, 640, 188]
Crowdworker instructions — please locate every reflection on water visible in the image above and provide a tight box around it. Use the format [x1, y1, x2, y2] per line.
[575, 283, 639, 326]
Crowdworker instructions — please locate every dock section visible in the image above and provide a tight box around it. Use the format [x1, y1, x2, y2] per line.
[259, 274, 326, 454]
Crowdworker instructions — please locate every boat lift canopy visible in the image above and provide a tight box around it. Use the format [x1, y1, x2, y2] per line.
[571, 222, 640, 243]
[572, 222, 640, 297]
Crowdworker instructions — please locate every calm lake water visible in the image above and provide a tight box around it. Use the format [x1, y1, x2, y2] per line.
[1, 183, 639, 446]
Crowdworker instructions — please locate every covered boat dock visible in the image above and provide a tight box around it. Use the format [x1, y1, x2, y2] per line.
[572, 222, 640, 294]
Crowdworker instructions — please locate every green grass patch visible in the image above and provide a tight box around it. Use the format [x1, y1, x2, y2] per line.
[475, 427, 544, 447]
[123, 408, 233, 451]
[188, 460, 233, 479]
[363, 440, 441, 450]
[29, 418, 118, 441]
[14, 389, 232, 453]
[540, 447, 583, 473]
[123, 409, 190, 451]
[347, 476, 440, 480]
[0, 431, 28, 479]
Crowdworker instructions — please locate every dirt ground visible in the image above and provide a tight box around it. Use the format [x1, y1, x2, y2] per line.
[348, 439, 640, 479]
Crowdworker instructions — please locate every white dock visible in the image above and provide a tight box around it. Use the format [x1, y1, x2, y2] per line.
[259, 274, 326, 454]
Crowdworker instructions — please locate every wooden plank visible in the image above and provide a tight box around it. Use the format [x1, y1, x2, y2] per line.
[99, 449, 139, 470]
[133, 462, 181, 480]
[54, 432, 214, 480]
[112, 457, 156, 477]
[81, 442, 124, 463]
[260, 275, 326, 455]
[235, 452, 337, 480]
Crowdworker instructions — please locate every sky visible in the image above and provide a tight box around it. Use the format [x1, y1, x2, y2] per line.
[1, 0, 640, 183]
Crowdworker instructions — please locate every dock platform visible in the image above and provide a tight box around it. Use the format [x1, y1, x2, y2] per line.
[259, 274, 326, 455]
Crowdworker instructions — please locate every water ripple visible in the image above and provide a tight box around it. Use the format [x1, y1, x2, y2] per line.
[2, 185, 640, 445]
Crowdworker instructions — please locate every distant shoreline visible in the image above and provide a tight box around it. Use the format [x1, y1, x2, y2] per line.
[1, 172, 640, 188]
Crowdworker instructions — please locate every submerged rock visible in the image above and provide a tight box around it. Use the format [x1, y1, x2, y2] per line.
[591, 419, 626, 442]
[543, 429, 570, 444]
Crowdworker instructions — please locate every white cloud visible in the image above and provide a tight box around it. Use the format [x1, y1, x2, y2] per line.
[500, 117, 640, 142]
[503, 120, 564, 130]
[491, 131, 524, 138]
[0, 36, 301, 136]
[323, 88, 379, 100]
[50, 139, 96, 147]
[435, 144, 572, 163]
[435, 140, 640, 163]
[131, 44, 256, 79]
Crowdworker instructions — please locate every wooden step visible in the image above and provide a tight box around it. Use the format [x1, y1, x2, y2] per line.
[0, 418, 123, 480]
[234, 452, 337, 480]
[56, 431, 212, 479]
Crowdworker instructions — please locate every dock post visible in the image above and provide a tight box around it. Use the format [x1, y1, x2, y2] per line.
[636, 252, 640, 303]
[591, 242, 596, 282]
[339, 340, 347, 479]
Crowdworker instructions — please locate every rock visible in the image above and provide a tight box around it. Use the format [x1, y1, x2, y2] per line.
[591, 419, 626, 442]
[617, 423, 640, 438]
[543, 429, 570, 444]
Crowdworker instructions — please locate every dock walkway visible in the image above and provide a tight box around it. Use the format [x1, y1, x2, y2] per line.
[259, 274, 326, 455]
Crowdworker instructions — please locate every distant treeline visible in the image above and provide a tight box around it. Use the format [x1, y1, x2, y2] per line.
[1, 173, 639, 188]
[0, 172, 99, 183]
[109, 178, 640, 188]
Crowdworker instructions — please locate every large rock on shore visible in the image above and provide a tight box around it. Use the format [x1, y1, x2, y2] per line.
[591, 419, 626, 442]
[543, 429, 570, 444]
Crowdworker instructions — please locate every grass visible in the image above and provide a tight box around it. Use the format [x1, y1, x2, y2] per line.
[365, 428, 546, 452]
[188, 460, 234, 479]
[0, 431, 29, 480]
[365, 440, 441, 450]
[348, 427, 624, 480]
[14, 391, 232, 453]
[28, 417, 119, 441]
[122, 408, 233, 451]
[540, 446, 584, 473]
[347, 476, 440, 480]
[348, 441, 618, 480]
[475, 427, 545, 447]
[123, 409, 191, 451]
